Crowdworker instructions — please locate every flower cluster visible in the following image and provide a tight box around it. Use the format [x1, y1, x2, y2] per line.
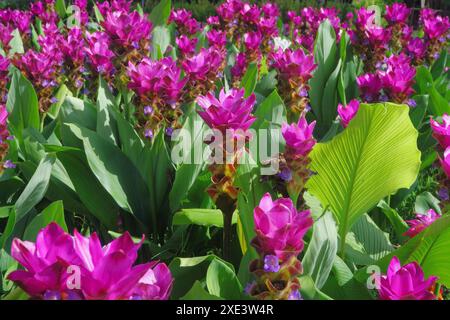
[247, 193, 313, 300]
[404, 209, 441, 238]
[0, 104, 14, 173]
[127, 57, 186, 138]
[430, 114, 450, 201]
[8, 223, 173, 300]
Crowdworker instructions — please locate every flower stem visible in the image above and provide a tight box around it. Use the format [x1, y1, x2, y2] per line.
[216, 194, 236, 261]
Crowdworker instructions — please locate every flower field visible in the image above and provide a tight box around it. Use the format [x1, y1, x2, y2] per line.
[0, 0, 449, 301]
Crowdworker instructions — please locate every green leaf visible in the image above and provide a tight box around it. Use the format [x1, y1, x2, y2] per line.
[149, 0, 171, 26]
[181, 281, 224, 300]
[23, 201, 67, 241]
[169, 109, 207, 212]
[309, 20, 339, 137]
[306, 103, 421, 256]
[378, 200, 409, 242]
[415, 191, 441, 215]
[355, 215, 450, 287]
[429, 86, 449, 116]
[414, 66, 433, 94]
[173, 209, 237, 228]
[0, 209, 15, 249]
[431, 50, 448, 79]
[55, 148, 119, 229]
[48, 84, 70, 119]
[67, 124, 150, 226]
[206, 259, 243, 299]
[8, 29, 24, 56]
[14, 155, 55, 223]
[241, 62, 258, 98]
[151, 26, 171, 59]
[6, 68, 40, 139]
[345, 214, 393, 264]
[96, 77, 119, 145]
[409, 94, 428, 128]
[55, 0, 67, 18]
[302, 212, 338, 289]
[60, 97, 97, 130]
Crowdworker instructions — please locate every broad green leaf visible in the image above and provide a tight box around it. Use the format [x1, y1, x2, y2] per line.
[306, 103, 421, 255]
[241, 62, 258, 97]
[55, 0, 67, 18]
[355, 215, 450, 287]
[6, 68, 40, 139]
[409, 94, 428, 128]
[173, 209, 237, 228]
[169, 109, 207, 212]
[344, 214, 393, 264]
[8, 29, 24, 56]
[431, 50, 448, 79]
[181, 281, 224, 300]
[149, 0, 171, 26]
[60, 96, 97, 130]
[96, 77, 119, 145]
[55, 148, 119, 229]
[151, 26, 171, 59]
[23, 201, 67, 241]
[415, 191, 441, 214]
[206, 259, 243, 299]
[299, 275, 333, 300]
[47, 84, 70, 119]
[302, 212, 338, 289]
[67, 124, 150, 226]
[309, 20, 339, 137]
[0, 208, 15, 249]
[378, 200, 409, 242]
[14, 155, 55, 222]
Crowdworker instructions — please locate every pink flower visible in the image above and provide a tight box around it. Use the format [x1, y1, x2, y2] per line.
[8, 223, 173, 300]
[72, 230, 172, 300]
[182, 47, 225, 83]
[206, 29, 227, 48]
[240, 4, 261, 24]
[379, 256, 437, 300]
[385, 3, 410, 25]
[271, 48, 316, 84]
[11, 10, 32, 34]
[127, 57, 185, 108]
[244, 31, 262, 51]
[357, 73, 383, 102]
[406, 38, 427, 61]
[0, 104, 9, 141]
[430, 114, 450, 148]
[404, 209, 441, 238]
[262, 3, 279, 17]
[231, 52, 247, 79]
[0, 23, 13, 48]
[423, 15, 450, 40]
[0, 55, 9, 81]
[8, 223, 81, 299]
[103, 10, 152, 47]
[84, 31, 115, 75]
[380, 54, 416, 103]
[257, 17, 278, 38]
[440, 147, 450, 179]
[282, 116, 316, 157]
[176, 35, 198, 57]
[337, 99, 360, 127]
[61, 27, 85, 64]
[253, 193, 313, 261]
[197, 88, 256, 132]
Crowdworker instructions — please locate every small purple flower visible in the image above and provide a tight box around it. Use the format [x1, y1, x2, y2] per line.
[438, 187, 449, 201]
[278, 167, 292, 182]
[144, 129, 154, 139]
[288, 290, 302, 300]
[144, 106, 154, 116]
[165, 127, 174, 137]
[50, 97, 58, 104]
[407, 99, 417, 108]
[3, 160, 16, 169]
[263, 255, 280, 273]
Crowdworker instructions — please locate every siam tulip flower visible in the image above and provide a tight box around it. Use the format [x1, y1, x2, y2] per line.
[96, 0, 132, 16]
[420, 8, 436, 23]
[423, 15, 450, 40]
[16, 50, 59, 87]
[378, 256, 438, 300]
[197, 88, 256, 132]
[0, 104, 11, 171]
[206, 29, 227, 49]
[243, 31, 262, 52]
[11, 10, 32, 34]
[176, 35, 198, 57]
[84, 31, 115, 75]
[430, 114, 450, 148]
[379, 54, 416, 104]
[128, 57, 185, 109]
[169, 9, 200, 35]
[282, 116, 316, 158]
[0, 23, 14, 50]
[406, 38, 427, 64]
[385, 3, 410, 25]
[182, 47, 225, 96]
[440, 147, 450, 179]
[169, 8, 192, 25]
[73, 0, 89, 25]
[7, 223, 81, 299]
[216, 0, 243, 22]
[404, 209, 441, 238]
[61, 27, 85, 65]
[0, 55, 9, 82]
[72, 230, 172, 300]
[262, 3, 279, 17]
[357, 73, 383, 102]
[258, 17, 279, 44]
[271, 48, 316, 116]
[240, 4, 261, 25]
[230, 52, 247, 80]
[337, 99, 360, 128]
[102, 10, 152, 48]
[206, 16, 220, 26]
[8, 223, 173, 300]
[252, 193, 313, 260]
